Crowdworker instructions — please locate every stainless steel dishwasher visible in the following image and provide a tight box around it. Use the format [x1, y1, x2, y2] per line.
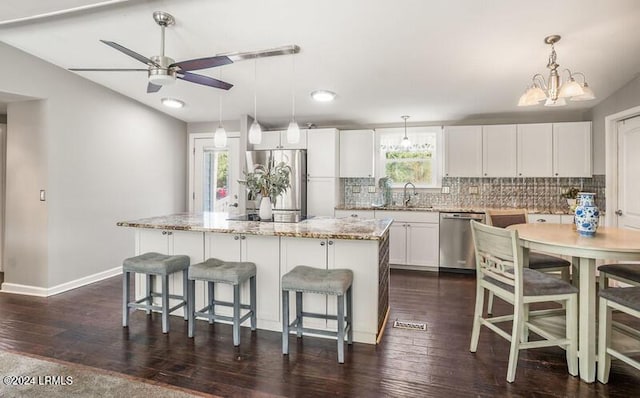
[439, 212, 485, 273]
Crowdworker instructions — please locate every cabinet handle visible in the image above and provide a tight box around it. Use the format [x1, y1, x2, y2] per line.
[519, 173, 522, 176]
[240, 235, 246, 240]
[351, 214, 358, 217]
[536, 219, 547, 223]
[555, 173, 559, 176]
[234, 236, 240, 240]
[320, 241, 326, 246]
[328, 240, 334, 245]
[167, 231, 173, 235]
[162, 231, 167, 235]
[484, 173, 487, 176]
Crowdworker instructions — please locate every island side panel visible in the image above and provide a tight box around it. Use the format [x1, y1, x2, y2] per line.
[378, 231, 390, 337]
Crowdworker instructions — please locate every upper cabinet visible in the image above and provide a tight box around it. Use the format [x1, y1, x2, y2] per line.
[482, 124, 517, 177]
[517, 123, 553, 177]
[307, 128, 339, 177]
[553, 122, 592, 177]
[340, 129, 374, 178]
[251, 130, 307, 150]
[444, 125, 483, 177]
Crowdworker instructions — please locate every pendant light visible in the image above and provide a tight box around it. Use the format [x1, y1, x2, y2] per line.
[286, 53, 300, 144]
[214, 69, 227, 148]
[248, 57, 262, 144]
[401, 115, 411, 150]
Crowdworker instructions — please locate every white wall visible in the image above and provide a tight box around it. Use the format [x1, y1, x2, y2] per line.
[591, 74, 640, 175]
[0, 122, 7, 272]
[0, 42, 187, 293]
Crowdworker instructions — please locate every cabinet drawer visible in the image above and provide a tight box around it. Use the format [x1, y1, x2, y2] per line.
[334, 209, 375, 219]
[375, 210, 439, 223]
[529, 214, 562, 224]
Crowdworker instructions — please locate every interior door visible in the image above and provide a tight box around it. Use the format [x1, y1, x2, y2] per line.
[617, 116, 640, 229]
[193, 137, 240, 214]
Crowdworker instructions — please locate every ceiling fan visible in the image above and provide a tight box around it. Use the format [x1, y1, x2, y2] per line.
[69, 11, 300, 93]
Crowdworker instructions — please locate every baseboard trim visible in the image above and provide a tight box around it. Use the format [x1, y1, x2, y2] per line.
[1, 266, 122, 297]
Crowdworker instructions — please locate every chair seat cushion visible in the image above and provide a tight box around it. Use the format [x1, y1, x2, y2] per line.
[189, 258, 256, 284]
[600, 287, 640, 312]
[123, 252, 190, 275]
[599, 263, 640, 284]
[528, 252, 570, 270]
[485, 268, 578, 296]
[282, 265, 353, 295]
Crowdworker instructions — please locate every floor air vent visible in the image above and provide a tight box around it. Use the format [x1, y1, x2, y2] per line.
[392, 319, 427, 331]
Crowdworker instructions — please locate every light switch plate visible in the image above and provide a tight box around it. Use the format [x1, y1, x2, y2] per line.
[469, 186, 478, 194]
[368, 186, 376, 193]
[40, 190, 46, 201]
[352, 186, 361, 193]
[441, 186, 450, 194]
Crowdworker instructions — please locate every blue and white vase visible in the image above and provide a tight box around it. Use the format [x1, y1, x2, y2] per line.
[574, 192, 599, 237]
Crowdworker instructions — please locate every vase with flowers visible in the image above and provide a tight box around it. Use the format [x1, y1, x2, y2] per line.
[560, 187, 580, 209]
[239, 160, 292, 221]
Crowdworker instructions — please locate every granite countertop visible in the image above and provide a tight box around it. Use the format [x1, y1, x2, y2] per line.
[335, 205, 575, 215]
[117, 212, 393, 241]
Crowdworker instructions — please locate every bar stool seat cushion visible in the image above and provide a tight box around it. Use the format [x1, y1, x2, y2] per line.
[282, 265, 353, 295]
[123, 252, 190, 275]
[599, 263, 640, 284]
[485, 268, 578, 296]
[600, 286, 640, 312]
[189, 258, 256, 284]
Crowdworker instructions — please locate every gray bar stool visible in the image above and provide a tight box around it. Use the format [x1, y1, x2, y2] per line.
[281, 265, 353, 363]
[122, 252, 190, 334]
[187, 258, 257, 346]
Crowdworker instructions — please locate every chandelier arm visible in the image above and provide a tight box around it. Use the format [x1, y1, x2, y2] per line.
[571, 72, 587, 84]
[532, 74, 548, 90]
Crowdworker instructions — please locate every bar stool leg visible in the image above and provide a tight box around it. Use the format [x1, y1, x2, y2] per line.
[250, 275, 257, 331]
[296, 291, 303, 338]
[146, 274, 153, 315]
[233, 284, 241, 346]
[123, 271, 131, 327]
[346, 286, 353, 345]
[188, 278, 195, 338]
[162, 275, 170, 334]
[337, 294, 345, 364]
[208, 282, 215, 324]
[182, 269, 189, 320]
[282, 290, 289, 355]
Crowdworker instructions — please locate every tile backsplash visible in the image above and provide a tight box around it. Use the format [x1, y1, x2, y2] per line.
[340, 175, 605, 213]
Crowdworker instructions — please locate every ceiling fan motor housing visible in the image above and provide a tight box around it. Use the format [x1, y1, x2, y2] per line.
[148, 55, 176, 85]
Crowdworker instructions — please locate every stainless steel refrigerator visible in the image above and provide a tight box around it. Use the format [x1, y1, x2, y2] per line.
[245, 149, 307, 222]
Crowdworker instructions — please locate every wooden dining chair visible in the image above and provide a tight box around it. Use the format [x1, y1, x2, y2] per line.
[598, 263, 640, 289]
[597, 286, 640, 383]
[469, 220, 578, 383]
[484, 209, 571, 314]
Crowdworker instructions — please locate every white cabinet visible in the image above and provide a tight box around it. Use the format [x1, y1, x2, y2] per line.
[334, 209, 376, 219]
[553, 122, 592, 177]
[482, 124, 517, 177]
[528, 214, 562, 224]
[444, 125, 483, 177]
[204, 233, 281, 328]
[517, 123, 553, 177]
[375, 211, 439, 269]
[307, 128, 338, 177]
[135, 229, 205, 316]
[339, 129, 374, 178]
[308, 177, 337, 217]
[251, 130, 307, 150]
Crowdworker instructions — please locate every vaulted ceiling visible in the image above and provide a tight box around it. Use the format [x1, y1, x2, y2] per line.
[1, 0, 640, 127]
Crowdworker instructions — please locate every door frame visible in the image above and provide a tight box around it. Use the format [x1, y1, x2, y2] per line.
[605, 104, 640, 227]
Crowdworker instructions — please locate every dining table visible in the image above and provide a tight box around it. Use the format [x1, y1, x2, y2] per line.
[506, 223, 640, 383]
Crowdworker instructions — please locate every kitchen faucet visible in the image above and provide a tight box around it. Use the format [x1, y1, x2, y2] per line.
[403, 182, 416, 207]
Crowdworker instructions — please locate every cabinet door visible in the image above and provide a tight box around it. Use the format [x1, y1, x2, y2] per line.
[553, 122, 592, 177]
[251, 131, 281, 150]
[339, 130, 374, 178]
[204, 233, 242, 317]
[482, 124, 517, 177]
[308, 177, 337, 217]
[307, 128, 338, 177]
[444, 126, 483, 177]
[281, 237, 328, 329]
[280, 129, 308, 150]
[387, 223, 407, 265]
[517, 123, 553, 177]
[244, 235, 281, 326]
[406, 223, 439, 267]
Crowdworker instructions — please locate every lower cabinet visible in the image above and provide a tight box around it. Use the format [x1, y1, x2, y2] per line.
[376, 211, 439, 270]
[308, 177, 337, 217]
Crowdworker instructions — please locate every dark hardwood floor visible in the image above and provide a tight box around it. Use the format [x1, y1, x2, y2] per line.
[0, 270, 638, 397]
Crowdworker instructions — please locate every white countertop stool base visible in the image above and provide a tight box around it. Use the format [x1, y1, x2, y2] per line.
[281, 265, 354, 364]
[187, 258, 257, 346]
[122, 252, 190, 334]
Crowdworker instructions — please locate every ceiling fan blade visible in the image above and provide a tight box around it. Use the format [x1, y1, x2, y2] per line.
[147, 82, 162, 93]
[69, 68, 148, 72]
[100, 40, 159, 67]
[178, 72, 233, 90]
[171, 56, 232, 72]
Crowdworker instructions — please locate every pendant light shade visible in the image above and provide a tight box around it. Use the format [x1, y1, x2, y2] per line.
[286, 53, 300, 144]
[287, 120, 300, 144]
[401, 115, 411, 150]
[248, 58, 262, 145]
[249, 120, 262, 144]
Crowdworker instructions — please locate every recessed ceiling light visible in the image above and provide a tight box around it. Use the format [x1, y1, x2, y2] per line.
[161, 97, 185, 108]
[310, 90, 336, 102]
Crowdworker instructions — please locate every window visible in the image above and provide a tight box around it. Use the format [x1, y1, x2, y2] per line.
[376, 126, 442, 188]
[203, 150, 229, 212]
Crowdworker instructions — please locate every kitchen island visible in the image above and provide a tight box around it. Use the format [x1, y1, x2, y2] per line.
[117, 213, 392, 344]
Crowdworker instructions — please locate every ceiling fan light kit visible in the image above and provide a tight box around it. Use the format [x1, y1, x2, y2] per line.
[161, 97, 184, 108]
[311, 90, 336, 102]
[518, 35, 595, 107]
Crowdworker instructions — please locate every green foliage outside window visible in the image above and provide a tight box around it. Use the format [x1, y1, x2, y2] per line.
[384, 151, 432, 185]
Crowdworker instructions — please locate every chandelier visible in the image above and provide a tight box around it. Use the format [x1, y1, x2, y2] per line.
[518, 35, 595, 107]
